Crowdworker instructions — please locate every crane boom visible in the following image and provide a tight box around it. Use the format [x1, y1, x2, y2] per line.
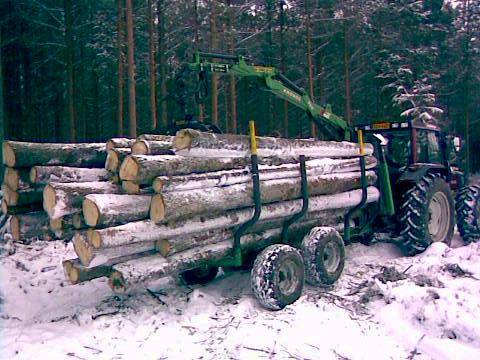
[187, 52, 351, 141]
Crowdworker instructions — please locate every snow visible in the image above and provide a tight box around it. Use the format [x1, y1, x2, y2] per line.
[1, 233, 480, 359]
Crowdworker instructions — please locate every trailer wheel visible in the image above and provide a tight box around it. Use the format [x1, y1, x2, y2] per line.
[301, 227, 345, 286]
[399, 174, 455, 255]
[251, 244, 304, 310]
[180, 266, 219, 285]
[456, 184, 480, 244]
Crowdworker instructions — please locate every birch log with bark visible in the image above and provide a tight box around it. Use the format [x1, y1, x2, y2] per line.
[174, 129, 373, 158]
[106, 138, 135, 151]
[10, 212, 51, 242]
[82, 194, 151, 227]
[2, 185, 43, 206]
[137, 134, 173, 142]
[105, 148, 130, 173]
[30, 166, 109, 184]
[4, 167, 30, 191]
[152, 156, 376, 193]
[2, 141, 107, 168]
[43, 181, 122, 219]
[1, 199, 42, 215]
[88, 187, 379, 249]
[73, 232, 155, 267]
[150, 171, 376, 222]
[131, 139, 173, 155]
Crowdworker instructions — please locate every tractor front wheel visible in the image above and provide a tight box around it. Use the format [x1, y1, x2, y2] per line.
[399, 174, 455, 255]
[456, 185, 480, 244]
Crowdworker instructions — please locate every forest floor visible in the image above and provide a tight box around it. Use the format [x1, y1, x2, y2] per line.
[0, 234, 479, 360]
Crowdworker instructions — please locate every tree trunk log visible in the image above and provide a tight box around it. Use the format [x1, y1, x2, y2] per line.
[151, 171, 376, 222]
[89, 187, 379, 249]
[153, 156, 376, 193]
[30, 166, 109, 184]
[131, 139, 173, 155]
[2, 141, 107, 168]
[119, 154, 285, 185]
[82, 194, 151, 227]
[174, 129, 373, 158]
[63, 258, 111, 284]
[43, 181, 122, 219]
[4, 167, 30, 191]
[2, 184, 43, 206]
[1, 199, 42, 215]
[137, 134, 173, 142]
[10, 212, 51, 242]
[105, 148, 131, 173]
[73, 231, 155, 268]
[106, 137, 135, 151]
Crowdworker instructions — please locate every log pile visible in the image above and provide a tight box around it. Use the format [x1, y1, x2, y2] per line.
[65, 130, 380, 293]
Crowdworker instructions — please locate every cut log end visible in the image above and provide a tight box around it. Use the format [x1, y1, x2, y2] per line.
[73, 233, 94, 267]
[122, 181, 140, 195]
[83, 198, 100, 227]
[105, 140, 116, 152]
[43, 184, 57, 217]
[119, 156, 139, 181]
[88, 229, 102, 248]
[2, 142, 15, 167]
[105, 150, 120, 172]
[73, 213, 84, 229]
[131, 140, 148, 155]
[173, 130, 193, 151]
[50, 218, 63, 231]
[109, 270, 127, 293]
[1, 200, 7, 215]
[149, 194, 165, 223]
[29, 167, 38, 183]
[156, 239, 171, 257]
[63, 260, 80, 284]
[152, 177, 166, 193]
[10, 216, 20, 241]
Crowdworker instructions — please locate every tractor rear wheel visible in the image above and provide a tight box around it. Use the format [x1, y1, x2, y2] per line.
[399, 174, 455, 255]
[456, 185, 480, 244]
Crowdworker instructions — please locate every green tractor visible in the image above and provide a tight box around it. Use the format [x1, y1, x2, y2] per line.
[165, 51, 479, 256]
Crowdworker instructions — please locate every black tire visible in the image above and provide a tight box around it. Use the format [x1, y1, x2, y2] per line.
[456, 185, 480, 244]
[251, 244, 305, 311]
[399, 174, 455, 255]
[180, 266, 219, 285]
[301, 227, 345, 286]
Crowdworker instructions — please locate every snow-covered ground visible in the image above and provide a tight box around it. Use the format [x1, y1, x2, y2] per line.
[1, 235, 479, 360]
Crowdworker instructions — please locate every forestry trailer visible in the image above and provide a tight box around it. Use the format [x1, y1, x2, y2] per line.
[161, 52, 480, 310]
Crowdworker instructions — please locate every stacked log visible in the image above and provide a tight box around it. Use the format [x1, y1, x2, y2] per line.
[62, 130, 382, 293]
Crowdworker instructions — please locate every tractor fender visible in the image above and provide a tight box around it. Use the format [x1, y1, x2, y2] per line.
[397, 164, 447, 187]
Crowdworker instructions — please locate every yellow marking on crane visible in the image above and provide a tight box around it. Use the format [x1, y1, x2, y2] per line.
[249, 121, 258, 155]
[357, 129, 365, 155]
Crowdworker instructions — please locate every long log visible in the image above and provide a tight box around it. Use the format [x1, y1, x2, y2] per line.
[105, 148, 130, 173]
[137, 134, 173, 142]
[153, 156, 377, 193]
[43, 181, 122, 219]
[88, 187, 379, 249]
[4, 167, 30, 191]
[10, 212, 51, 242]
[2, 184, 43, 206]
[73, 232, 155, 267]
[109, 220, 328, 293]
[151, 171, 376, 223]
[105, 137, 135, 151]
[2, 141, 107, 168]
[1, 199, 42, 215]
[83, 194, 151, 228]
[30, 166, 110, 184]
[131, 139, 173, 155]
[119, 154, 303, 185]
[174, 129, 373, 158]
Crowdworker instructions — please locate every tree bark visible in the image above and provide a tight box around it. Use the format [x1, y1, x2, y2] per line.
[30, 166, 109, 184]
[2, 184, 43, 206]
[156, 0, 168, 129]
[137, 134, 173, 142]
[63, 0, 76, 141]
[152, 156, 376, 193]
[304, 0, 316, 138]
[227, 0, 237, 133]
[116, 0, 125, 135]
[106, 137, 135, 151]
[1, 199, 42, 215]
[151, 171, 375, 222]
[89, 187, 379, 249]
[105, 148, 131, 173]
[82, 194, 151, 227]
[4, 167, 30, 191]
[43, 181, 122, 219]
[343, 21, 352, 125]
[210, 0, 219, 126]
[2, 141, 107, 168]
[0, 30, 4, 183]
[10, 212, 51, 242]
[125, 0, 137, 137]
[147, 0, 157, 130]
[174, 129, 372, 158]
[131, 139, 173, 155]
